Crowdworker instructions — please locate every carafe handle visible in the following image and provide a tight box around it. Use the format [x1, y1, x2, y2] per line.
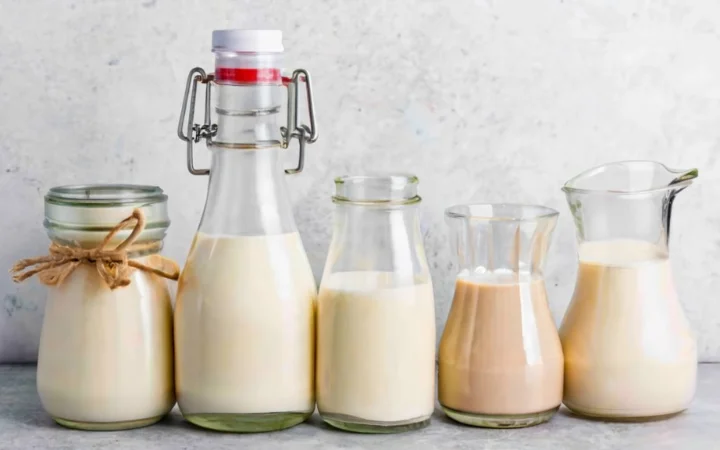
[663, 167, 698, 241]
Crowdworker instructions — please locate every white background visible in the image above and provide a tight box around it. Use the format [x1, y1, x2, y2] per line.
[1, 0, 719, 362]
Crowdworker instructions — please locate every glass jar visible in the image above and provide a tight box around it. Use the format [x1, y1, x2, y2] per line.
[439, 204, 563, 428]
[560, 161, 698, 420]
[174, 29, 318, 433]
[317, 175, 436, 433]
[35, 185, 175, 430]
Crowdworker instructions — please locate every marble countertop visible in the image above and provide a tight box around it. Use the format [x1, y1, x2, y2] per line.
[1, 365, 718, 450]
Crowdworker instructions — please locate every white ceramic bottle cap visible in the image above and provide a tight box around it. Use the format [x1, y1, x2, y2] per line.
[212, 29, 284, 53]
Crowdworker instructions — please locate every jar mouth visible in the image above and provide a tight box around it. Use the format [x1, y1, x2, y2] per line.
[46, 184, 167, 206]
[44, 185, 170, 245]
[333, 174, 421, 205]
[445, 203, 559, 222]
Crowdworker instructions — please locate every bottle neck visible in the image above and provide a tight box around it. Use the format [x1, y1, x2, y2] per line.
[324, 175, 428, 282]
[199, 148, 297, 236]
[324, 203, 429, 282]
[212, 83, 283, 148]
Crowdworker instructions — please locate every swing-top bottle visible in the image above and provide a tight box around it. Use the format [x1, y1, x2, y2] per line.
[174, 29, 319, 432]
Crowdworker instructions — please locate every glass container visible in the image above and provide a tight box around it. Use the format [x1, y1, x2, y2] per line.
[560, 161, 699, 421]
[174, 29, 319, 433]
[36, 185, 175, 431]
[317, 175, 436, 433]
[439, 204, 564, 428]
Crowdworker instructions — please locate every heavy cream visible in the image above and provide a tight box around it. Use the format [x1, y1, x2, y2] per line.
[175, 232, 316, 417]
[37, 259, 175, 429]
[316, 271, 436, 426]
[560, 239, 697, 419]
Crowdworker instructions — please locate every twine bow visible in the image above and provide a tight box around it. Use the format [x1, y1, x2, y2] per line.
[10, 209, 179, 290]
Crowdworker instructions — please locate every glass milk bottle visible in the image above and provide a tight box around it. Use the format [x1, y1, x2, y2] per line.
[317, 175, 436, 433]
[174, 30, 319, 432]
[15, 185, 176, 430]
[439, 204, 564, 428]
[560, 161, 698, 420]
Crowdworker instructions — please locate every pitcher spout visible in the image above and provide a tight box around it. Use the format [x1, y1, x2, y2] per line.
[562, 160, 699, 250]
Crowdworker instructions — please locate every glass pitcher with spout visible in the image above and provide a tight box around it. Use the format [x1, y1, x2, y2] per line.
[438, 204, 564, 428]
[174, 30, 318, 433]
[560, 161, 699, 421]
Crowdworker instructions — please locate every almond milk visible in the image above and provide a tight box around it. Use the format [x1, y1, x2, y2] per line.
[560, 239, 697, 419]
[175, 232, 316, 420]
[37, 260, 175, 429]
[317, 272, 436, 426]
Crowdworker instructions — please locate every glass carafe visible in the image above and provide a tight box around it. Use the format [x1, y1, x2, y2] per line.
[439, 204, 564, 428]
[560, 161, 699, 421]
[317, 175, 436, 433]
[174, 30, 319, 432]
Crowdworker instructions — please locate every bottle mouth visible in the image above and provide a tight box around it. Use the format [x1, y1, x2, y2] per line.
[445, 203, 559, 222]
[562, 160, 698, 195]
[333, 174, 421, 205]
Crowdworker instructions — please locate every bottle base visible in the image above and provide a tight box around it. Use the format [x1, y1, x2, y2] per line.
[564, 403, 687, 422]
[53, 414, 165, 431]
[183, 411, 312, 432]
[442, 405, 559, 428]
[321, 412, 431, 434]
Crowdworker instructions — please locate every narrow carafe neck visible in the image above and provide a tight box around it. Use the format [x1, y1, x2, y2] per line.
[445, 204, 559, 278]
[199, 148, 297, 236]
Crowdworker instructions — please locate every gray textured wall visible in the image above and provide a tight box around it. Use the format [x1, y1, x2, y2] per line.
[1, 0, 719, 362]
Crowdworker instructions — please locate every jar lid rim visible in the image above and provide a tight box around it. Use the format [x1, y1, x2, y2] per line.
[46, 184, 167, 205]
[333, 174, 419, 186]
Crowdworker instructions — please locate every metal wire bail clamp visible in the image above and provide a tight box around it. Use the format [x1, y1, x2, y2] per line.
[177, 67, 318, 176]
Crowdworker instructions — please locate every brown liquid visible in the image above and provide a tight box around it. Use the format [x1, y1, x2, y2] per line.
[438, 275, 563, 417]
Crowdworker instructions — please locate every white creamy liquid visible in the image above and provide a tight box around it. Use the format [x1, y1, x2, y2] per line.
[317, 271, 436, 424]
[175, 232, 316, 415]
[560, 239, 697, 418]
[37, 258, 175, 424]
